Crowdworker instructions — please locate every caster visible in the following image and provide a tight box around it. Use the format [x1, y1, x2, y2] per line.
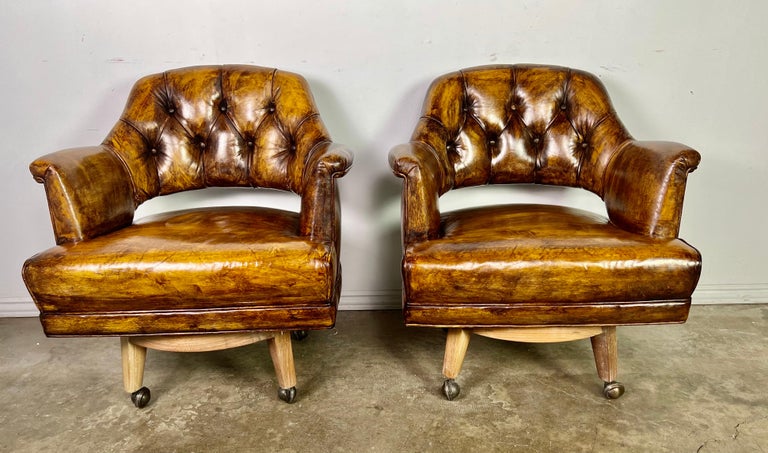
[291, 330, 309, 341]
[131, 387, 151, 408]
[278, 386, 297, 404]
[442, 379, 460, 401]
[603, 381, 625, 399]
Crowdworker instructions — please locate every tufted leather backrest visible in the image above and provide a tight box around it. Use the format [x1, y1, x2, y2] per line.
[103, 65, 331, 205]
[412, 64, 633, 197]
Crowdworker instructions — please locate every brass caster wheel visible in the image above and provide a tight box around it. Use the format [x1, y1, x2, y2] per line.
[131, 387, 151, 408]
[278, 386, 297, 404]
[442, 379, 460, 401]
[291, 330, 309, 341]
[603, 381, 625, 399]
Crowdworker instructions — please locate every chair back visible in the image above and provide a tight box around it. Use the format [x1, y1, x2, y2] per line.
[103, 65, 331, 204]
[412, 64, 633, 197]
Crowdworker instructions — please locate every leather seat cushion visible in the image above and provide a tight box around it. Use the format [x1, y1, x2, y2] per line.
[24, 207, 337, 314]
[403, 204, 701, 306]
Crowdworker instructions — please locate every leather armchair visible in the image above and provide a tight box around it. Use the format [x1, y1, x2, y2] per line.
[389, 64, 701, 400]
[23, 65, 353, 406]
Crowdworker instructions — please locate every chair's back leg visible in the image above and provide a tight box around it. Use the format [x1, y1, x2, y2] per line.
[590, 326, 625, 398]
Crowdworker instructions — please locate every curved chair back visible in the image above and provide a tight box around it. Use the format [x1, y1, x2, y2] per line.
[411, 64, 632, 197]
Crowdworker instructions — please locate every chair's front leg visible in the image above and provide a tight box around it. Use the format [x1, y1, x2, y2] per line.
[442, 328, 471, 400]
[120, 338, 150, 408]
[590, 326, 625, 399]
[267, 331, 297, 403]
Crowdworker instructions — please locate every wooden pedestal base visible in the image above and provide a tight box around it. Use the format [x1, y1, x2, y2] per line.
[120, 331, 298, 407]
[441, 326, 624, 400]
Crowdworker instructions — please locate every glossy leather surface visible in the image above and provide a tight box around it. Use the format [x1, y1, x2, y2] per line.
[24, 65, 352, 336]
[390, 65, 701, 327]
[24, 207, 338, 335]
[404, 204, 700, 326]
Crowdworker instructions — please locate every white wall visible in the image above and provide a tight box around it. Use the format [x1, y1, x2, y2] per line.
[2, 0, 766, 315]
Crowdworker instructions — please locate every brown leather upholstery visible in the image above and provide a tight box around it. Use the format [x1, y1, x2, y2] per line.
[24, 65, 351, 335]
[389, 64, 701, 399]
[23, 65, 352, 405]
[404, 205, 700, 326]
[25, 207, 338, 335]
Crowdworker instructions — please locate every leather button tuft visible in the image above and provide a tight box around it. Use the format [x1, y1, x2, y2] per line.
[219, 104, 227, 112]
[150, 148, 157, 155]
[167, 107, 175, 114]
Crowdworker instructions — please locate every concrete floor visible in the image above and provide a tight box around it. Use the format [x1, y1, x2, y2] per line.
[0, 305, 766, 453]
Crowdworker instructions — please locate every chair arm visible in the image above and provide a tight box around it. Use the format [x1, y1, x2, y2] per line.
[30, 146, 135, 244]
[604, 140, 701, 239]
[299, 142, 354, 244]
[388, 142, 446, 243]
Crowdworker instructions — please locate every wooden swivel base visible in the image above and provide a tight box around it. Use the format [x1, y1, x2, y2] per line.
[441, 326, 625, 401]
[121, 331, 301, 408]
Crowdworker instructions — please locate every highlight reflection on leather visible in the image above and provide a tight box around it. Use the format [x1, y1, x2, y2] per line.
[25, 208, 334, 312]
[406, 205, 700, 306]
[389, 64, 701, 327]
[23, 65, 352, 336]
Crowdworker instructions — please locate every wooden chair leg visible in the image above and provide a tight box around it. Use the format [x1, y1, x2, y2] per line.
[120, 338, 150, 408]
[267, 331, 297, 403]
[590, 326, 625, 399]
[441, 328, 471, 400]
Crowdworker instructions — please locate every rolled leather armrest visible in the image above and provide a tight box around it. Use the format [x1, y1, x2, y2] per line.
[604, 140, 701, 239]
[299, 142, 354, 244]
[29, 146, 135, 244]
[388, 142, 446, 243]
